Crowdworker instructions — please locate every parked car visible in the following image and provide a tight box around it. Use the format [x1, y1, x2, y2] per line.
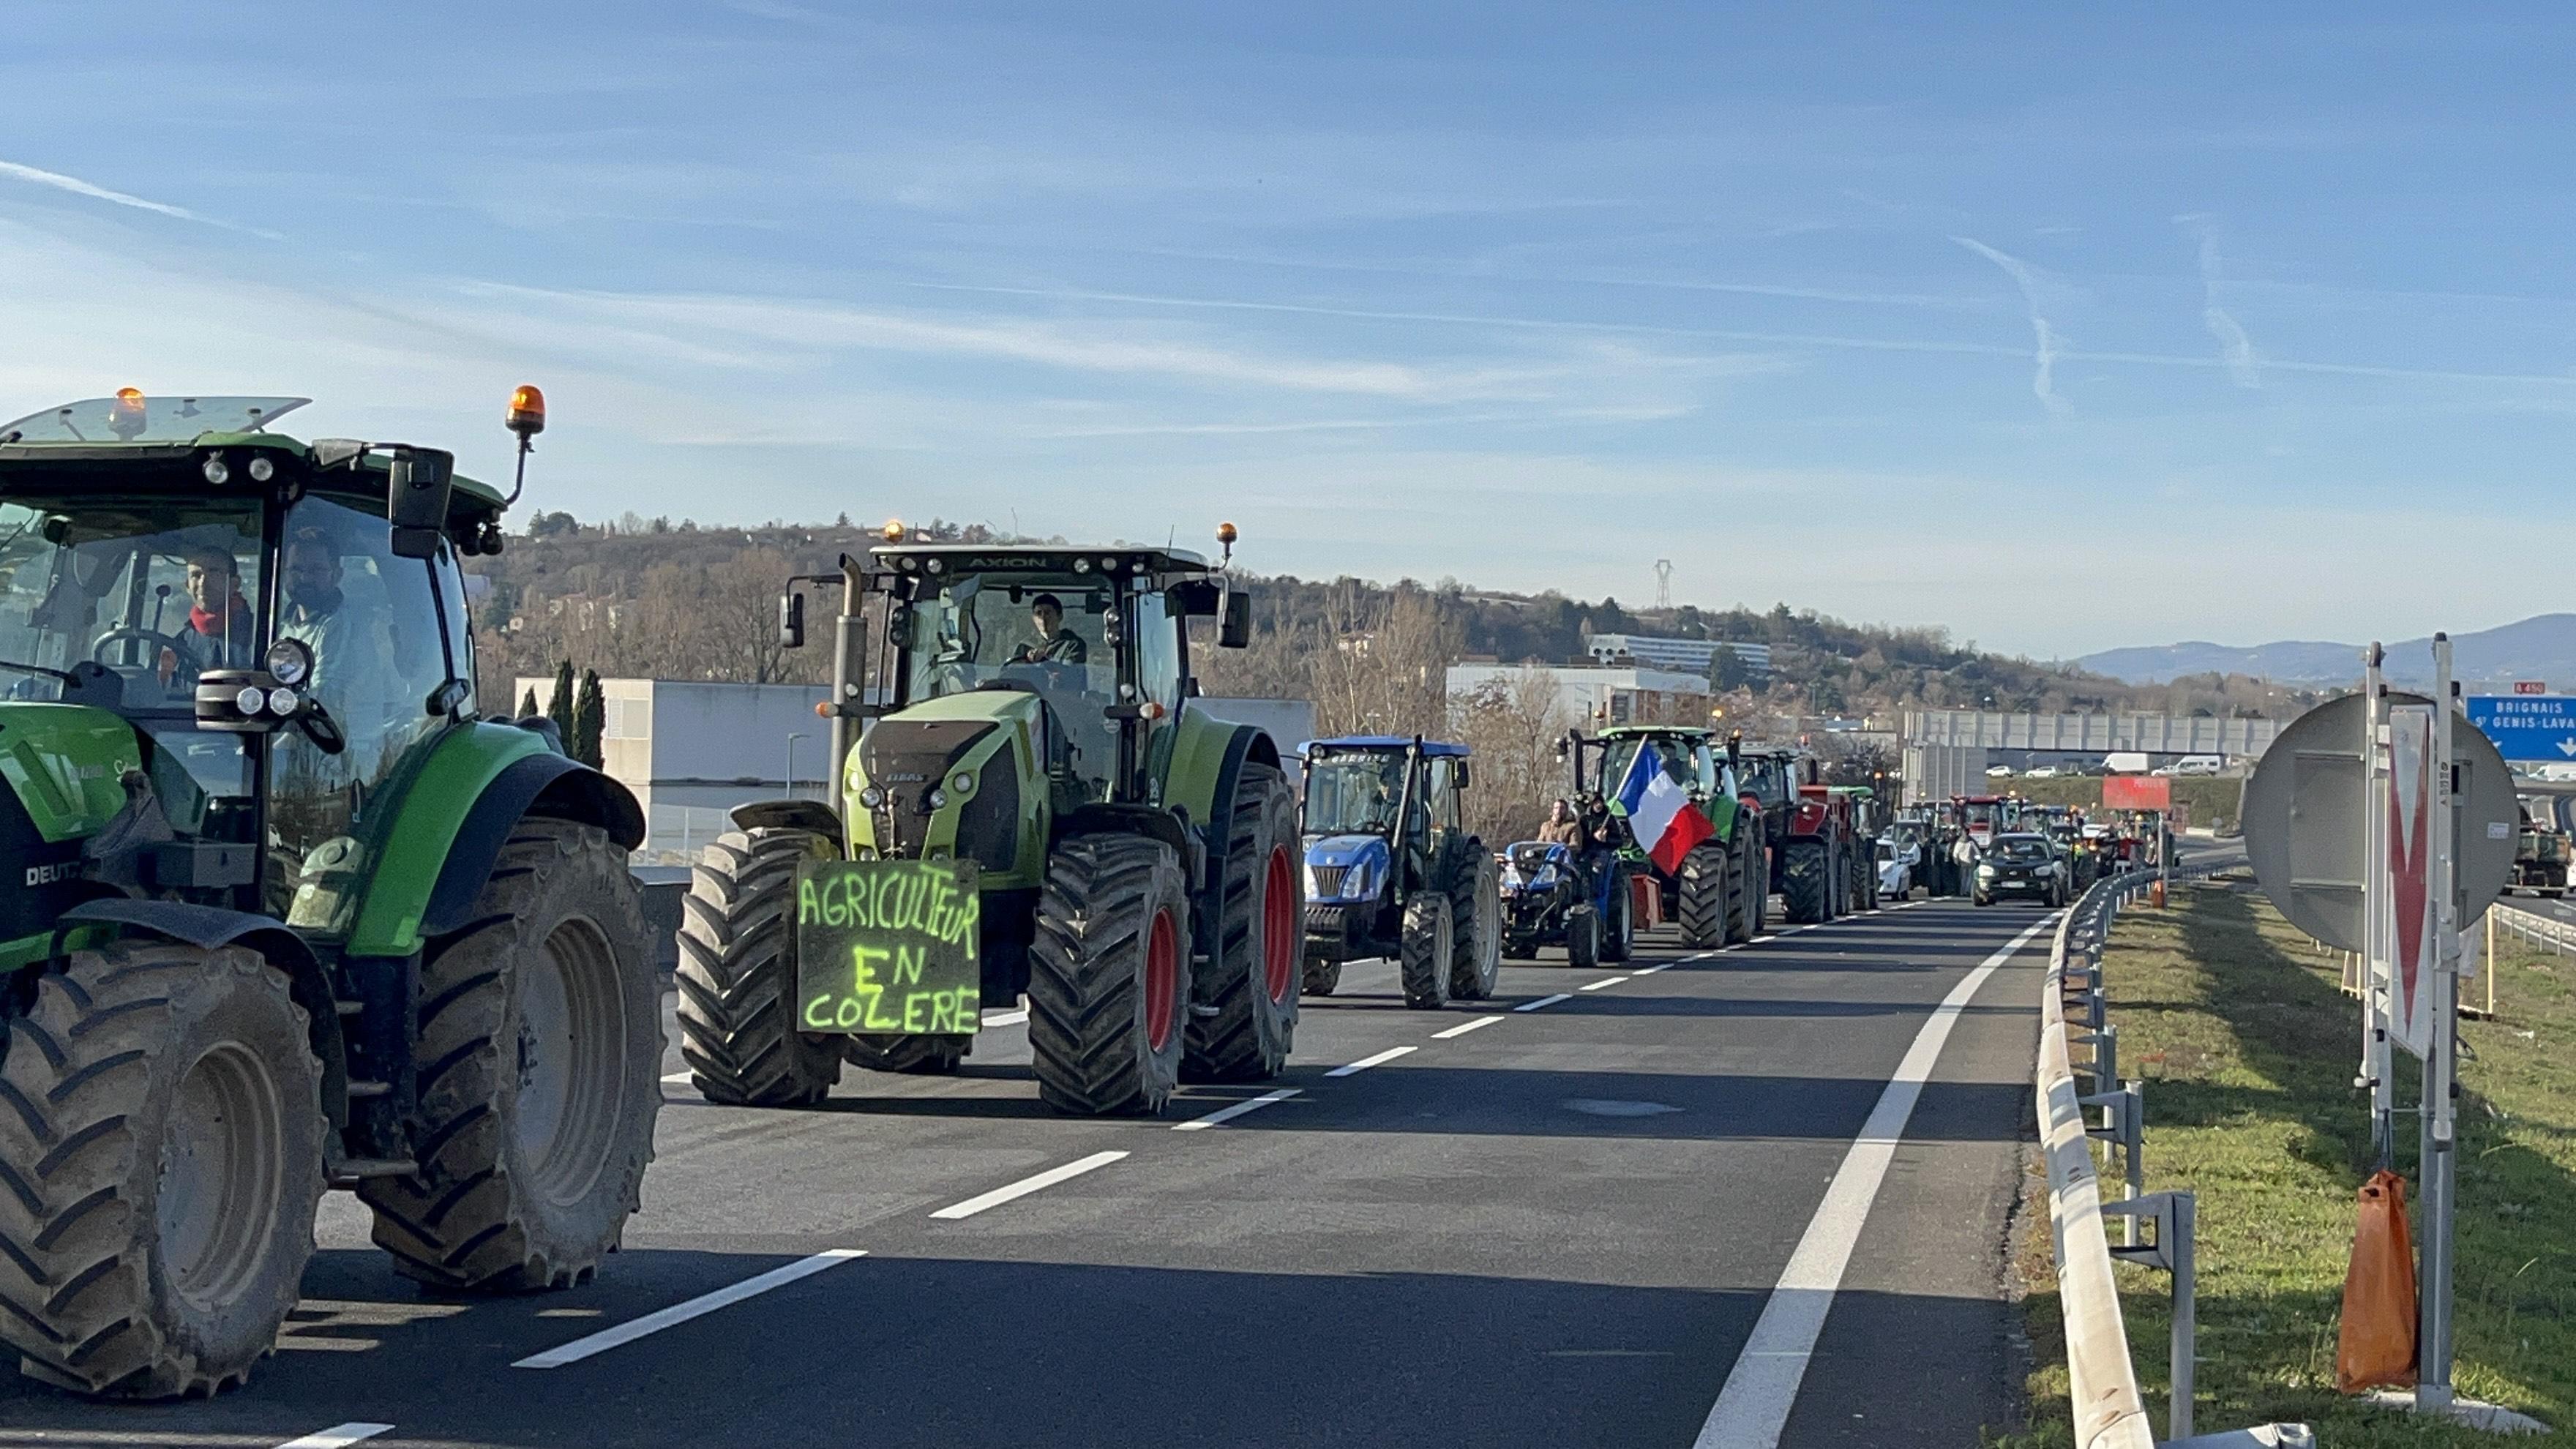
[1986, 763, 2015, 778]
[1876, 835, 1917, 900]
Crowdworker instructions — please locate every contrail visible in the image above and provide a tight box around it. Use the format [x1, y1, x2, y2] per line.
[0, 160, 279, 238]
[1953, 236, 2070, 416]
[2178, 214, 2260, 389]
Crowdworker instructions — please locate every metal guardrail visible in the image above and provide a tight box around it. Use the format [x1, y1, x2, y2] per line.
[2493, 899, 2576, 956]
[2036, 864, 2313, 1449]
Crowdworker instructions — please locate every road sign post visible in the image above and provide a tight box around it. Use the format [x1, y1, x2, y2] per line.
[2419, 636, 2461, 1409]
[2363, 644, 2395, 1167]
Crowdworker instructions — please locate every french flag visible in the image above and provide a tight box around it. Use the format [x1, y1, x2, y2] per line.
[1614, 746, 1717, 876]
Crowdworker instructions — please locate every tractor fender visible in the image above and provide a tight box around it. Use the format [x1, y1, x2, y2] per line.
[730, 798, 845, 846]
[55, 898, 349, 1127]
[419, 752, 644, 940]
[1172, 722, 1280, 970]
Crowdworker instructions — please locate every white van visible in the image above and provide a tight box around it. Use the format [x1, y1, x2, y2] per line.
[2103, 752, 2152, 774]
[2173, 755, 2224, 776]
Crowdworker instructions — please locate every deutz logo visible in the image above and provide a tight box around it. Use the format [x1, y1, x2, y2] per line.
[25, 861, 75, 888]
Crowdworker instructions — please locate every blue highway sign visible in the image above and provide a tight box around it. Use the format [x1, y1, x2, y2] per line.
[2465, 694, 2576, 760]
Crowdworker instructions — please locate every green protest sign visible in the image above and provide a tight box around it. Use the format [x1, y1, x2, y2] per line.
[793, 858, 983, 1035]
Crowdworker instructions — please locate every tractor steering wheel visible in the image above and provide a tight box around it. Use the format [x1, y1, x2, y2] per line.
[89, 626, 195, 670]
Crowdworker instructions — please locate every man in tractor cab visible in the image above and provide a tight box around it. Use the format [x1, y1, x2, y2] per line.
[1537, 797, 1583, 847]
[1574, 790, 1629, 913]
[1012, 591, 1089, 664]
[165, 542, 257, 681]
[275, 523, 394, 747]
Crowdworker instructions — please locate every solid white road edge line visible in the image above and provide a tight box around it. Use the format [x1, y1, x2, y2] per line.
[1513, 992, 1573, 1012]
[1431, 1014, 1505, 1039]
[1172, 1088, 1300, 1131]
[981, 1008, 1030, 1026]
[1325, 1046, 1418, 1077]
[1691, 912, 2060, 1449]
[276, 1426, 394, 1449]
[514, 1250, 866, 1368]
[931, 1151, 1129, 1220]
[659, 1071, 692, 1085]
[1578, 976, 1628, 991]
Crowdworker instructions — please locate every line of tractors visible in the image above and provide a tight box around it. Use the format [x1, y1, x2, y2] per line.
[0, 389, 1963, 1403]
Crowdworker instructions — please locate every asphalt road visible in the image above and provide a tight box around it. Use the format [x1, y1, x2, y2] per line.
[0, 894, 2072, 1449]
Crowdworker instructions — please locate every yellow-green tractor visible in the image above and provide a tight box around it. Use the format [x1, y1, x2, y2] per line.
[0, 391, 662, 1396]
[675, 525, 1301, 1115]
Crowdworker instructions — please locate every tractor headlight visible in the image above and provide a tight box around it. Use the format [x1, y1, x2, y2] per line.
[265, 687, 298, 716]
[263, 636, 312, 687]
[858, 785, 885, 809]
[927, 787, 947, 809]
[233, 685, 266, 716]
[247, 455, 276, 483]
[949, 769, 975, 795]
[201, 456, 231, 485]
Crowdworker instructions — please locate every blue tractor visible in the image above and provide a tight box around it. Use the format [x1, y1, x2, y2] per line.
[1298, 736, 1502, 1008]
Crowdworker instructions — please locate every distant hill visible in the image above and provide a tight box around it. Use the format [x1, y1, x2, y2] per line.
[2078, 614, 2576, 690]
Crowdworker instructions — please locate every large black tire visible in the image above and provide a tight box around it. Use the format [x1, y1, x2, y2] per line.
[1600, 869, 1634, 962]
[843, 1035, 969, 1074]
[1399, 894, 1454, 1009]
[1028, 836, 1191, 1115]
[1302, 956, 1344, 995]
[1186, 764, 1301, 1082]
[1782, 840, 1830, 924]
[0, 943, 323, 1398]
[673, 828, 842, 1107]
[1450, 850, 1502, 1000]
[1676, 842, 1729, 949]
[1566, 905, 1600, 969]
[364, 820, 662, 1293]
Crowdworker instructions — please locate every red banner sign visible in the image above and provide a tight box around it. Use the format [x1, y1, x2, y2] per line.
[2102, 775, 2172, 811]
[2516, 680, 2547, 694]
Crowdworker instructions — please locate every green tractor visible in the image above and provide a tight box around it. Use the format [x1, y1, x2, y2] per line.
[1563, 724, 1764, 948]
[675, 524, 1301, 1116]
[0, 391, 663, 1396]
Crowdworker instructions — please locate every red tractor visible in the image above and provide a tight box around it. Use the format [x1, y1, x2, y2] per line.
[1732, 739, 1865, 925]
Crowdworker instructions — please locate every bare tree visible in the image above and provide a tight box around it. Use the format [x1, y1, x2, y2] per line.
[1448, 666, 1573, 845]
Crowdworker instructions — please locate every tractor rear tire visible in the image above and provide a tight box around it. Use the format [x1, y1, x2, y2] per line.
[1186, 765, 1301, 1082]
[363, 820, 662, 1293]
[843, 1035, 968, 1074]
[1783, 841, 1830, 924]
[1676, 842, 1729, 949]
[1302, 957, 1344, 995]
[0, 943, 324, 1398]
[673, 828, 842, 1107]
[1028, 836, 1191, 1115]
[1399, 894, 1454, 1009]
[1449, 849, 1502, 1000]
[1566, 906, 1601, 969]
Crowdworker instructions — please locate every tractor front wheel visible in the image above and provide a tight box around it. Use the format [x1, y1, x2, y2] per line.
[1029, 836, 1191, 1115]
[1186, 764, 1301, 1082]
[364, 820, 662, 1292]
[1782, 840, 1830, 924]
[1676, 842, 1729, 949]
[0, 943, 324, 1398]
[1399, 894, 1454, 1009]
[843, 1035, 969, 1074]
[1302, 956, 1344, 995]
[1449, 849, 1502, 1000]
[674, 828, 842, 1107]
[1565, 905, 1601, 969]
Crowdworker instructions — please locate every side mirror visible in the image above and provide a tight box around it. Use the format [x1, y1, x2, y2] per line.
[1554, 735, 1569, 761]
[1217, 588, 1252, 649]
[387, 447, 455, 560]
[1453, 759, 1471, 790]
[780, 591, 806, 648]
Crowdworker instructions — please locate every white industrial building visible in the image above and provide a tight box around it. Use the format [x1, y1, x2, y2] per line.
[1584, 633, 1772, 677]
[1445, 663, 1717, 730]
[513, 678, 834, 863]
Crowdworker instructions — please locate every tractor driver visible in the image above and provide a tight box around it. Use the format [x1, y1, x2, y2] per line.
[1536, 798, 1583, 847]
[1574, 791, 1628, 911]
[159, 544, 256, 684]
[1012, 594, 1088, 665]
[277, 526, 392, 747]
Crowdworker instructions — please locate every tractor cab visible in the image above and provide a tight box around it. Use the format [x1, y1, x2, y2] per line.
[0, 392, 514, 940]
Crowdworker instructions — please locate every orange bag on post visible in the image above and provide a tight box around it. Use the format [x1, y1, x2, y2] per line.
[2337, 1169, 2419, 1393]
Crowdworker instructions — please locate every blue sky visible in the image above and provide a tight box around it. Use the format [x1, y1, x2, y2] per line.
[4, 2, 2573, 659]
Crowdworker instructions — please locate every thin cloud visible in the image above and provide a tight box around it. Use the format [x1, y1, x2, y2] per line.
[2176, 214, 2261, 389]
[1952, 236, 2071, 416]
[0, 160, 278, 239]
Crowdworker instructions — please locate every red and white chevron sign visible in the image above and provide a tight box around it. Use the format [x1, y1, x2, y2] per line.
[2381, 703, 2438, 1058]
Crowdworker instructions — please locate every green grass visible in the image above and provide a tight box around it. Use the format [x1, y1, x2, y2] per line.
[1993, 775, 2244, 832]
[1997, 883, 2575, 1445]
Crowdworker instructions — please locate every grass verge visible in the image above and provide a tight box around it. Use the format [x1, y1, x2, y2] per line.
[1997, 882, 2575, 1445]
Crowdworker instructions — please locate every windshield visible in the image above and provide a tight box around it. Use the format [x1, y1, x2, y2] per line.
[1304, 749, 1408, 836]
[1, 395, 310, 443]
[0, 495, 266, 703]
[1601, 735, 1704, 795]
[1994, 836, 2051, 862]
[902, 573, 1114, 702]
